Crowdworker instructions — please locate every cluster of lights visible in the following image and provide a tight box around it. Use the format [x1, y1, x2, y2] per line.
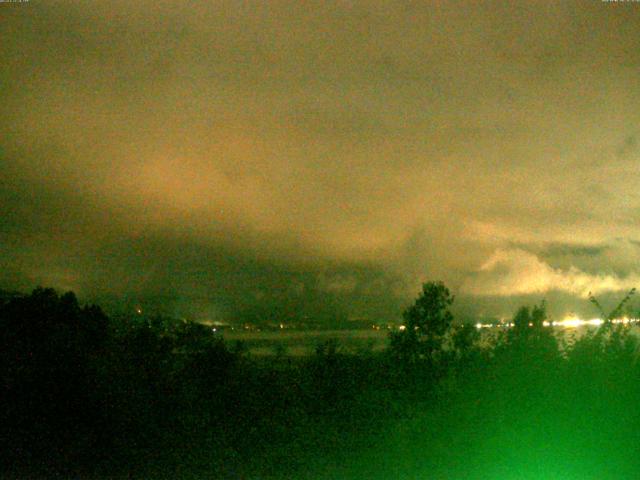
[474, 316, 640, 329]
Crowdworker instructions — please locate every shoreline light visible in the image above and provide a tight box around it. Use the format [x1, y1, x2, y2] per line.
[475, 317, 638, 329]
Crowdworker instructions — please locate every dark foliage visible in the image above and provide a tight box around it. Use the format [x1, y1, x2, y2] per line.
[2, 284, 640, 479]
[389, 281, 454, 370]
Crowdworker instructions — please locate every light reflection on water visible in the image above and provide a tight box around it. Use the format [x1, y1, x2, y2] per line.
[220, 324, 638, 356]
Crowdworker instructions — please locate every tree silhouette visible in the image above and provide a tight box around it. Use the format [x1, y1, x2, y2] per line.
[495, 301, 559, 367]
[390, 281, 454, 368]
[0, 288, 109, 474]
[588, 288, 636, 325]
[451, 322, 481, 364]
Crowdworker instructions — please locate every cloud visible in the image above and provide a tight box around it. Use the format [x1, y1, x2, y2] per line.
[1, 2, 640, 320]
[317, 274, 358, 294]
[462, 249, 640, 298]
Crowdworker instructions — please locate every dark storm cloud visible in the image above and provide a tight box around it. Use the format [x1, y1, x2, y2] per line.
[536, 243, 608, 259]
[2, 1, 640, 321]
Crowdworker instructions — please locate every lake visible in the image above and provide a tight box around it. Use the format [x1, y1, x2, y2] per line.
[221, 323, 638, 356]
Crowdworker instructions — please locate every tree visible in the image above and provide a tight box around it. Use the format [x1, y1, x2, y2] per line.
[500, 301, 559, 364]
[588, 288, 636, 325]
[390, 281, 454, 367]
[451, 322, 481, 362]
[0, 287, 109, 472]
[582, 288, 637, 361]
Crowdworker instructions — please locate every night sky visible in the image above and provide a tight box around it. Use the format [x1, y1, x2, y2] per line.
[2, 1, 640, 323]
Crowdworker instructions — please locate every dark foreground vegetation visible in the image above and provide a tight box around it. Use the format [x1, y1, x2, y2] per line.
[2, 283, 640, 479]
